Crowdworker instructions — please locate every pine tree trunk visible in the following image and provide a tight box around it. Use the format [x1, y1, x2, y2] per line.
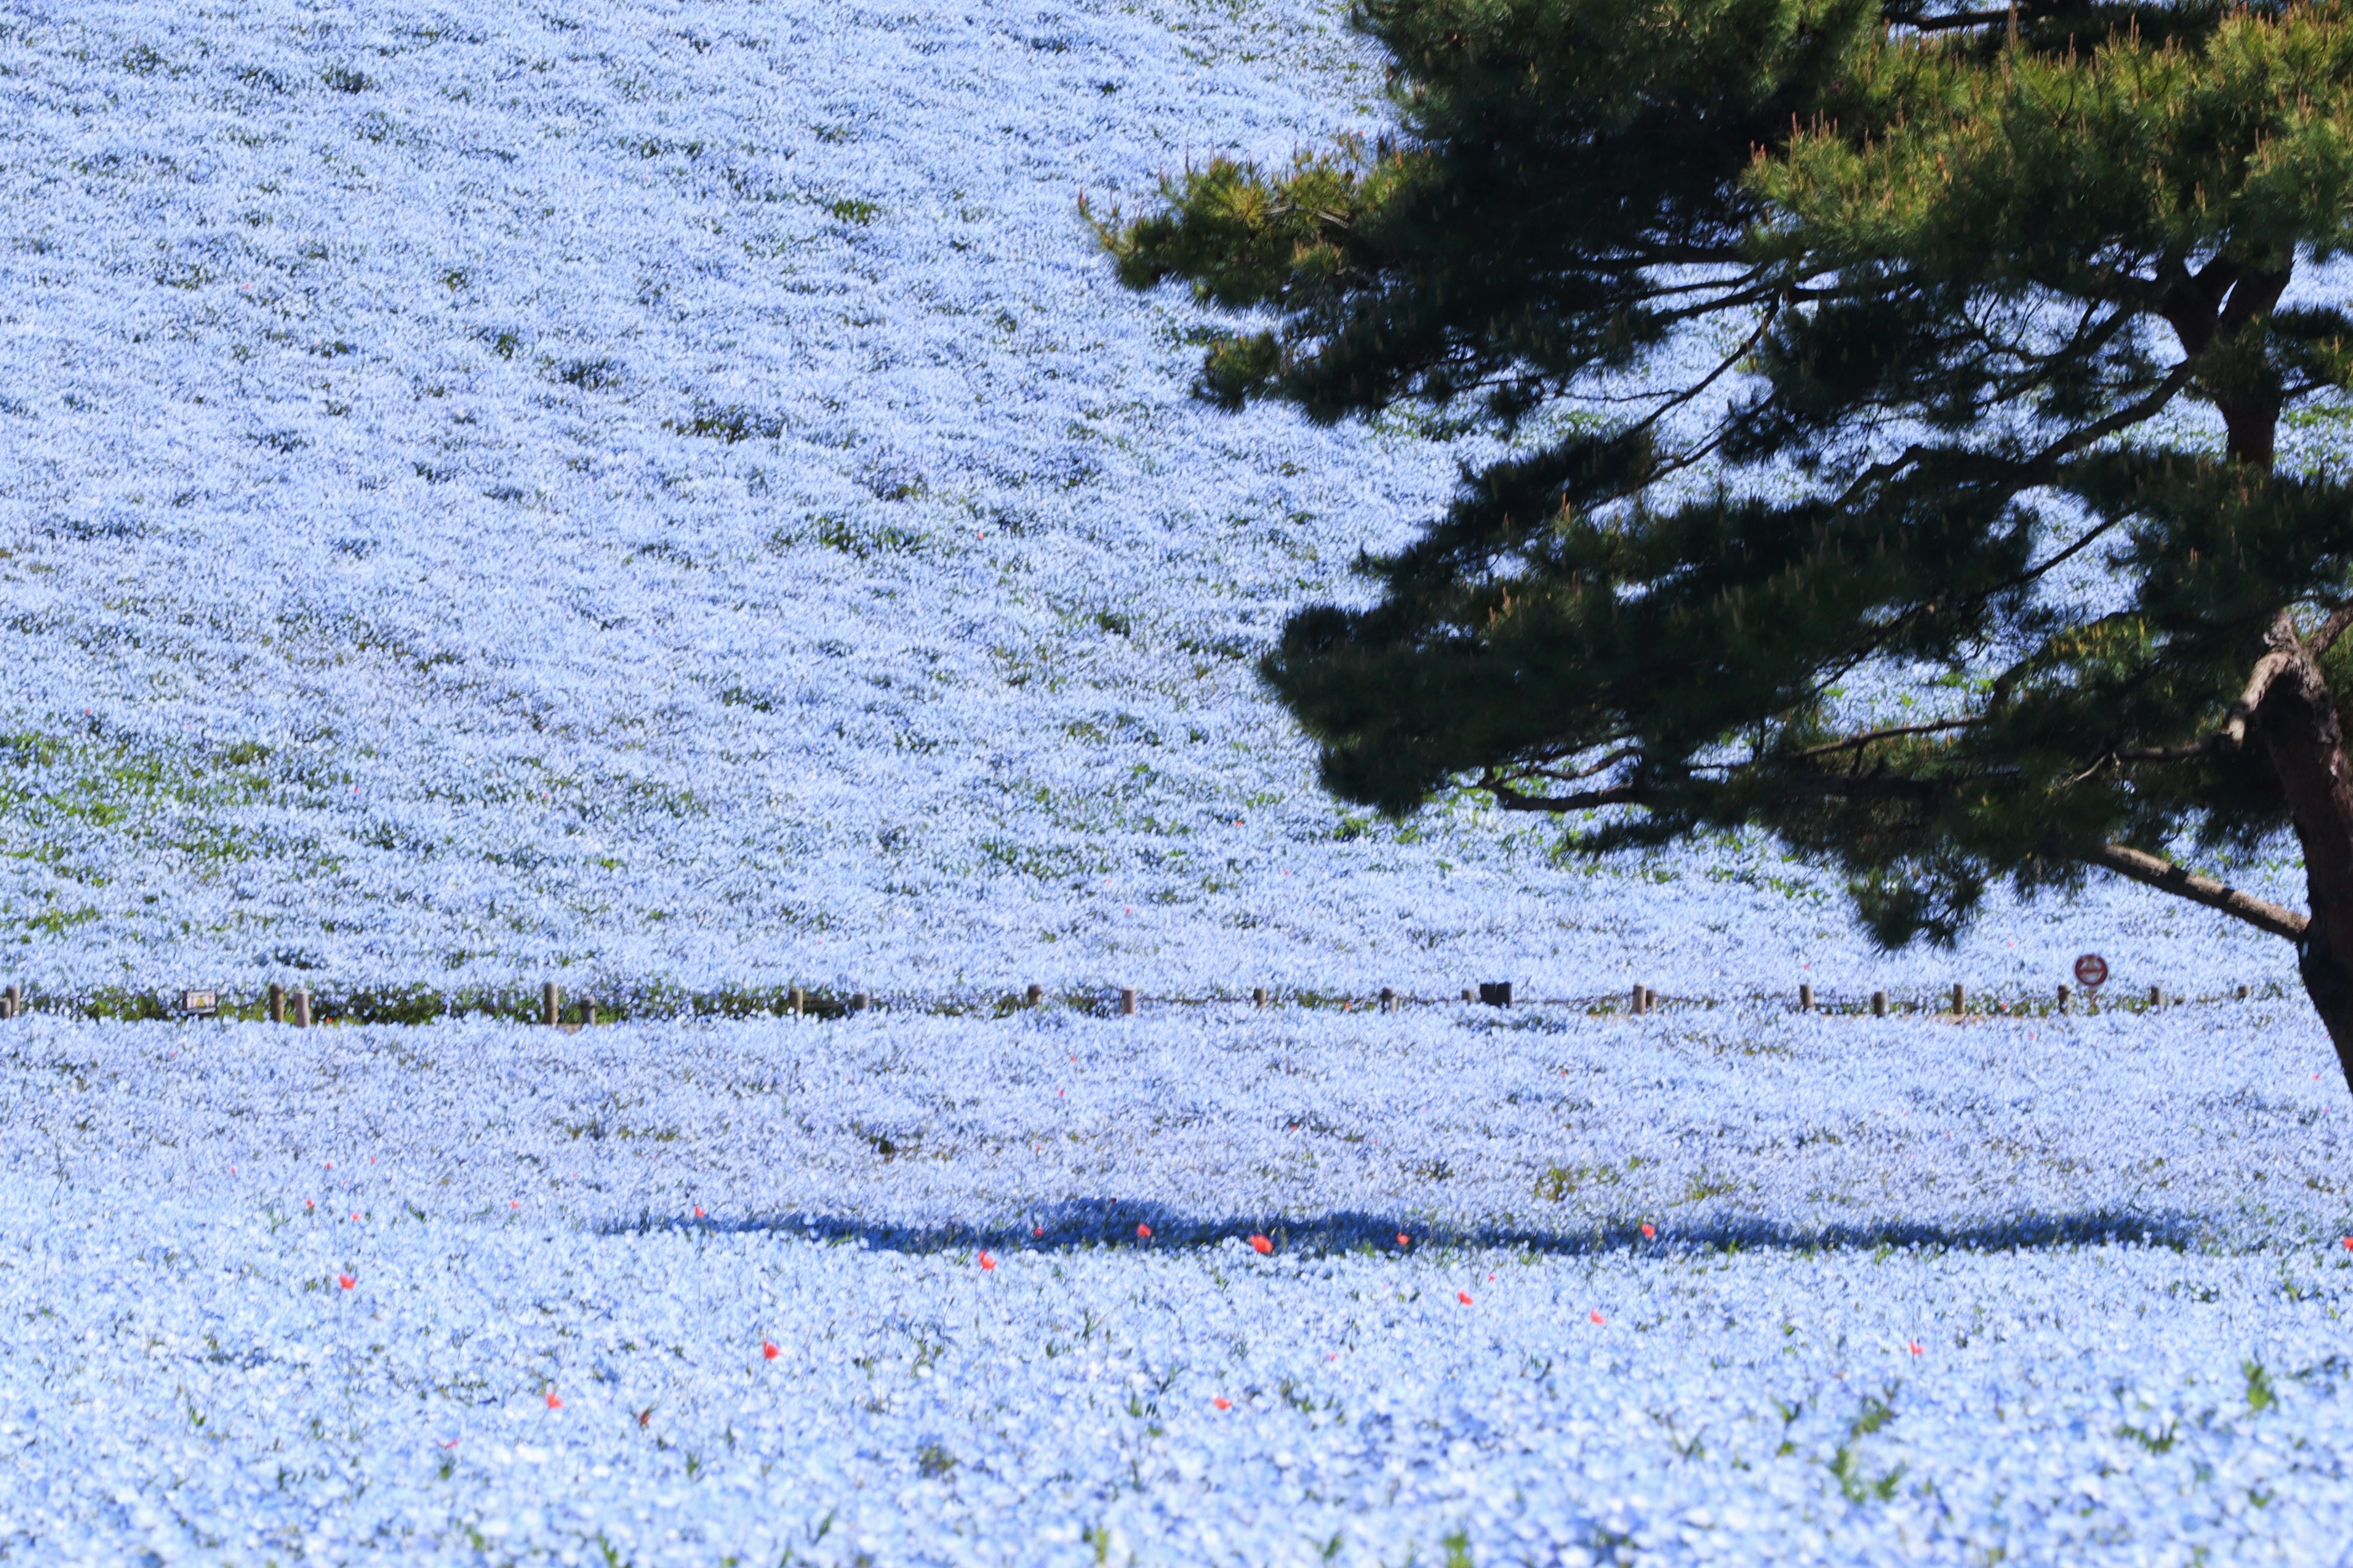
[2256, 651, 2353, 1089]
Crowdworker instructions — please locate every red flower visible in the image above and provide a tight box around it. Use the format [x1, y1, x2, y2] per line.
[1212, 1397, 1232, 1411]
[1249, 1234, 1273, 1255]
[337, 1273, 355, 1290]
[1589, 1309, 1606, 1325]
[1457, 1291, 1474, 1305]
[693, 1206, 705, 1219]
[1908, 1340, 1924, 1355]
[1640, 1223, 1656, 1240]
[637, 1407, 652, 1428]
[545, 1392, 563, 1409]
[763, 1341, 779, 1360]
[1396, 1233, 1411, 1248]
[978, 1250, 996, 1271]
[1137, 1224, 1153, 1240]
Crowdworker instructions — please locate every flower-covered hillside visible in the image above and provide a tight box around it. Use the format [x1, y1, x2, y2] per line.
[0, 0, 2304, 1001]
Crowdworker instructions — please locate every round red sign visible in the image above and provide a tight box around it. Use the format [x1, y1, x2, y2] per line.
[2073, 953, 2109, 989]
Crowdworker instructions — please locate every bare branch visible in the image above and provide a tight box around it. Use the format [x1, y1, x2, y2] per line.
[1523, 747, 1641, 786]
[2307, 602, 2353, 659]
[1482, 770, 1650, 814]
[1786, 717, 1978, 760]
[2109, 644, 2299, 764]
[2080, 841, 2308, 941]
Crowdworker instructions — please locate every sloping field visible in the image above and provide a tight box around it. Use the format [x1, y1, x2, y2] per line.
[5, 2, 2352, 1566]
[6, 1001, 2352, 1564]
[0, 0, 2303, 1003]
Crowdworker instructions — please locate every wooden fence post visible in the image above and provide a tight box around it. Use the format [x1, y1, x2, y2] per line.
[1798, 983, 1814, 1012]
[542, 982, 560, 1028]
[2237, 984, 2251, 1000]
[291, 988, 311, 1028]
[1871, 990, 1889, 1017]
[790, 986, 806, 1016]
[2148, 984, 2161, 1008]
[849, 991, 870, 1013]
[1119, 987, 1137, 1015]
[1026, 984, 1044, 1007]
[268, 982, 286, 1025]
[1254, 987, 1268, 1007]
[4, 984, 18, 1020]
[1379, 987, 1395, 1013]
[2056, 984, 2069, 1014]
[1951, 983, 1965, 1016]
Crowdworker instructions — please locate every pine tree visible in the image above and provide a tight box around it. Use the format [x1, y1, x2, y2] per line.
[1097, 0, 2353, 1077]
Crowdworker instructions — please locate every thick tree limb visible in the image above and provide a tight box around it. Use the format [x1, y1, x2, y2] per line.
[2116, 645, 2297, 762]
[1482, 772, 1651, 814]
[2081, 841, 2308, 941]
[1787, 717, 1977, 759]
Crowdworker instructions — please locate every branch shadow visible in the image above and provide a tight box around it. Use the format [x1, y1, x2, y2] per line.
[596, 1199, 2208, 1257]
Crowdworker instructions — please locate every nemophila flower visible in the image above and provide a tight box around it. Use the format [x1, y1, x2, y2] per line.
[1249, 1234, 1272, 1254]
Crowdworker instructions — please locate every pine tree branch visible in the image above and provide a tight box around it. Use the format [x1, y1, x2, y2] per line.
[2079, 841, 2307, 941]
[1898, 9, 2021, 32]
[1786, 718, 1979, 758]
[2307, 602, 2353, 659]
[1481, 770, 1651, 814]
[2115, 648, 2298, 763]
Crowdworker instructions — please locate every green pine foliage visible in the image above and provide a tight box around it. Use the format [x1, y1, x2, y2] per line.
[1099, 0, 2353, 967]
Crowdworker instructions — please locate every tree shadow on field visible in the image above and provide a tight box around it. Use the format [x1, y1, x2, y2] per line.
[597, 1199, 2207, 1257]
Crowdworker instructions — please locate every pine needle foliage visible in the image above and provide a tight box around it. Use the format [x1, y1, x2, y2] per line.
[1097, 0, 2353, 1069]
